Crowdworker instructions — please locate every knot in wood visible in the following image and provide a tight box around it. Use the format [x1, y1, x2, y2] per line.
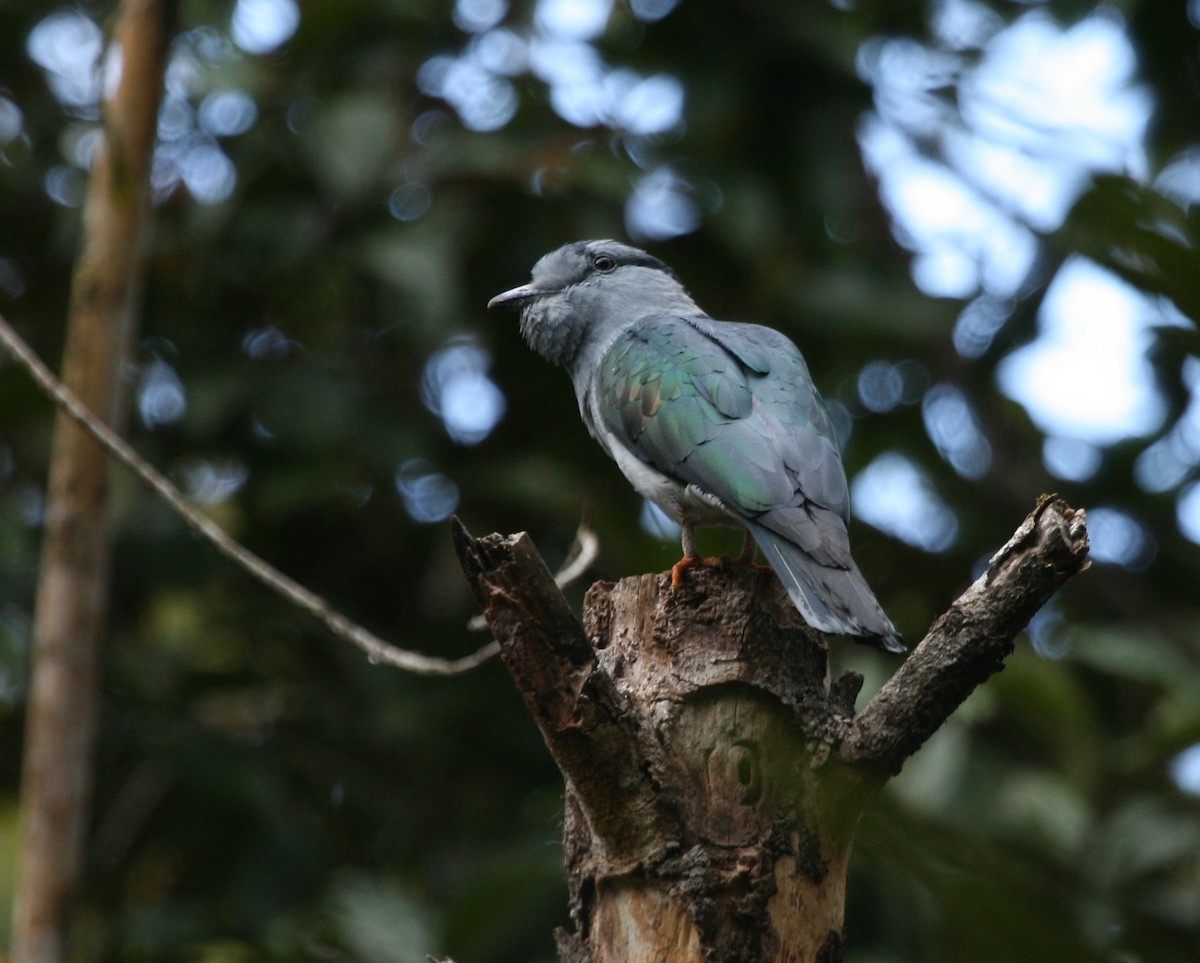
[708, 740, 762, 807]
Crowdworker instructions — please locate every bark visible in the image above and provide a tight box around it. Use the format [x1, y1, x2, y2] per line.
[11, 4, 170, 962]
[452, 496, 1089, 962]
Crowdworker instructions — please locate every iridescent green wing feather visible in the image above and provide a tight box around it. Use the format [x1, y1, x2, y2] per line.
[596, 315, 852, 566]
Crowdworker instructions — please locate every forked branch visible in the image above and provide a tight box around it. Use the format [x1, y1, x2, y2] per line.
[839, 495, 1090, 774]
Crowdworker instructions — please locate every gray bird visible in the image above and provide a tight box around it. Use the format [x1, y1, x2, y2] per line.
[489, 239, 903, 653]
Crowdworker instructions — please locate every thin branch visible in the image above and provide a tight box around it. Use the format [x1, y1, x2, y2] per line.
[452, 518, 683, 870]
[838, 495, 1090, 775]
[554, 517, 600, 587]
[0, 310, 496, 676]
[467, 517, 599, 631]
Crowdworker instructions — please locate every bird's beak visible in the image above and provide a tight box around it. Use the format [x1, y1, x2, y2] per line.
[487, 283, 540, 309]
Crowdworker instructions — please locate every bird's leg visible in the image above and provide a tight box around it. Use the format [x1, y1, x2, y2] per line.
[671, 518, 727, 588]
[671, 518, 699, 589]
[736, 528, 757, 564]
[731, 528, 773, 573]
[681, 517, 697, 558]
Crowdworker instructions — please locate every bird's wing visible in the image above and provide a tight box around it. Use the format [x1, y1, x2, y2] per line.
[595, 315, 852, 568]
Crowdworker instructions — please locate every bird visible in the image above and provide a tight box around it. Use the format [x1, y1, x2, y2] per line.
[488, 239, 904, 653]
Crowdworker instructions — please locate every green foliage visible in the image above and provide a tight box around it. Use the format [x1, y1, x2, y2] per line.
[1, 0, 1199, 960]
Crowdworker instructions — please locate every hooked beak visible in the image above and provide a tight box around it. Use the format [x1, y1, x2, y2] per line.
[487, 283, 541, 309]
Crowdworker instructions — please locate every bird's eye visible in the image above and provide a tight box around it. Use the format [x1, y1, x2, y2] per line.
[592, 254, 617, 273]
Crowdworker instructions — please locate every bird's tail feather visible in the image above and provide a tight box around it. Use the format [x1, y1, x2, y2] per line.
[746, 521, 905, 654]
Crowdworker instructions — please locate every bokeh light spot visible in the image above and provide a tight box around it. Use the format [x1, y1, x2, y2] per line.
[535, 0, 613, 43]
[454, 0, 509, 34]
[922, 383, 992, 479]
[396, 460, 460, 523]
[198, 89, 258, 137]
[851, 452, 959, 553]
[1169, 743, 1200, 796]
[626, 166, 699, 241]
[27, 10, 104, 114]
[138, 357, 188, 430]
[1086, 506, 1155, 570]
[231, 0, 300, 56]
[640, 500, 680, 540]
[420, 337, 507, 445]
[997, 258, 1169, 445]
[1043, 436, 1102, 483]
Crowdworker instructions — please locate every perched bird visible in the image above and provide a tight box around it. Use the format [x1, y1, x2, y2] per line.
[489, 240, 903, 653]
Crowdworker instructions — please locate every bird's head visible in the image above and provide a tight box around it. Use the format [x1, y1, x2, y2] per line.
[488, 239, 698, 367]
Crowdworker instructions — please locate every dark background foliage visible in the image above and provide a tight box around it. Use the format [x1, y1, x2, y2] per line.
[2, 0, 1199, 960]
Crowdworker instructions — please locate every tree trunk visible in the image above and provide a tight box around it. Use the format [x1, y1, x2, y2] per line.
[11, 4, 170, 961]
[453, 496, 1090, 962]
[561, 567, 857, 962]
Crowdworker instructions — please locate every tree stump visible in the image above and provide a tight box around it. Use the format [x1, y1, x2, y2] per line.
[453, 496, 1090, 963]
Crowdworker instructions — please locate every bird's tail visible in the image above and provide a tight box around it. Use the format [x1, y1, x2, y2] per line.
[746, 521, 905, 654]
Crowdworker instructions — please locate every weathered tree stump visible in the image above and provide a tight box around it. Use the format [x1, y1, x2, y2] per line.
[453, 496, 1089, 963]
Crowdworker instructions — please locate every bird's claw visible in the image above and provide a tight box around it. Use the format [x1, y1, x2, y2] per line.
[670, 554, 720, 589]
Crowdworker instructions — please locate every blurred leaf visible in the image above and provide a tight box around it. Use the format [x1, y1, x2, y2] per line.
[1069, 626, 1200, 695]
[304, 92, 405, 201]
[1086, 795, 1200, 890]
[326, 872, 440, 963]
[1056, 175, 1200, 323]
[990, 650, 1095, 750]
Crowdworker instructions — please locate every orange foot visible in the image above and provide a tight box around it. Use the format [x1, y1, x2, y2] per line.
[670, 554, 721, 589]
[732, 531, 773, 572]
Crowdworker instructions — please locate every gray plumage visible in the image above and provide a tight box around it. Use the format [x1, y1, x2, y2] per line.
[489, 239, 903, 653]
